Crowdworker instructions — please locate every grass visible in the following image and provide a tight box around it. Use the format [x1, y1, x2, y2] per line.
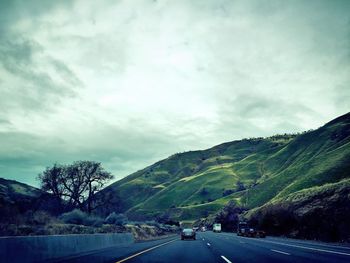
[105, 112, 350, 221]
[246, 177, 350, 219]
[0, 178, 42, 201]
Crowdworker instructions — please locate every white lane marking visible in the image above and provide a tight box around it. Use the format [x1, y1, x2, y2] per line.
[202, 238, 205, 241]
[271, 249, 290, 255]
[268, 238, 350, 251]
[207, 242, 211, 246]
[252, 239, 350, 257]
[221, 255, 233, 263]
[115, 238, 177, 263]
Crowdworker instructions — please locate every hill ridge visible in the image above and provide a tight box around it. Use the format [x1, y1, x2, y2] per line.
[99, 112, 349, 221]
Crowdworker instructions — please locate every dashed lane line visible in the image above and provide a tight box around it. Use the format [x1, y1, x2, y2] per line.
[246, 238, 350, 257]
[271, 249, 290, 255]
[221, 255, 233, 263]
[267, 238, 350, 251]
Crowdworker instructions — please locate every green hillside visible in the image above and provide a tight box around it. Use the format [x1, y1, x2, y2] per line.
[102, 112, 350, 221]
[0, 178, 60, 219]
[246, 178, 350, 241]
[0, 178, 42, 204]
[0, 178, 42, 223]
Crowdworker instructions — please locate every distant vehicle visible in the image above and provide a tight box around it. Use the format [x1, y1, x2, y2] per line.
[256, 230, 266, 238]
[201, 226, 207, 232]
[213, 223, 221, 233]
[181, 228, 196, 240]
[192, 227, 199, 232]
[237, 222, 266, 238]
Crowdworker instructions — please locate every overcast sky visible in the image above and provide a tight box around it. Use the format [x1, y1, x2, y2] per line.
[0, 0, 349, 186]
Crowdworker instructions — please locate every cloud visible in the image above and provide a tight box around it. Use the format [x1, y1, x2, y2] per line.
[0, 0, 349, 186]
[0, 37, 81, 114]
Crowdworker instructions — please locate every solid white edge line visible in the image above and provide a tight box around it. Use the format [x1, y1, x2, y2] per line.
[271, 249, 290, 255]
[221, 255, 233, 263]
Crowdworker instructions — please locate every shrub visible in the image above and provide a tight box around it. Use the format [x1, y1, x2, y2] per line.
[236, 181, 246, 192]
[200, 188, 209, 196]
[105, 213, 128, 226]
[20, 210, 55, 226]
[60, 209, 86, 225]
[222, 189, 235, 197]
[85, 215, 104, 227]
[215, 201, 245, 231]
[59, 209, 103, 226]
[32, 211, 54, 225]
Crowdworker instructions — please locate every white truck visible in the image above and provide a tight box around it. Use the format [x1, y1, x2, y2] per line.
[213, 223, 222, 233]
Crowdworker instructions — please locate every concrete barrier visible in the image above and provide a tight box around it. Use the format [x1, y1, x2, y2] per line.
[0, 233, 134, 263]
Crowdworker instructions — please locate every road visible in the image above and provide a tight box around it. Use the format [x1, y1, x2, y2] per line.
[54, 232, 350, 263]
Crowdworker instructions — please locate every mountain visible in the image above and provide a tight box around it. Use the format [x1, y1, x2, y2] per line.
[101, 112, 350, 222]
[0, 178, 60, 221]
[0, 178, 42, 205]
[246, 177, 350, 241]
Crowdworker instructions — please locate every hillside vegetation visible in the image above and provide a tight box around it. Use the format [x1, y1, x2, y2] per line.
[102, 112, 350, 221]
[0, 178, 42, 202]
[0, 178, 178, 238]
[246, 178, 350, 241]
[0, 178, 42, 218]
[1, 112, 349, 241]
[0, 178, 63, 225]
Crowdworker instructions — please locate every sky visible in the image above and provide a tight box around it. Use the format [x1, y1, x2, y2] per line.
[0, 0, 349, 187]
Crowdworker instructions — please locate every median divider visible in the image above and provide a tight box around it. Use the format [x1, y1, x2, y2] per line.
[0, 233, 134, 263]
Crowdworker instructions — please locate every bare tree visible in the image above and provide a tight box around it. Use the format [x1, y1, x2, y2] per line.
[38, 161, 114, 213]
[38, 163, 66, 211]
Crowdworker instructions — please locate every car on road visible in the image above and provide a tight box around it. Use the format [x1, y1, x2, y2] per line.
[237, 222, 266, 238]
[201, 226, 207, 232]
[213, 223, 222, 233]
[256, 230, 266, 238]
[181, 228, 196, 240]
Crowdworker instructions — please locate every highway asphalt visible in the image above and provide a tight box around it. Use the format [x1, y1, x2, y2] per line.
[53, 231, 350, 263]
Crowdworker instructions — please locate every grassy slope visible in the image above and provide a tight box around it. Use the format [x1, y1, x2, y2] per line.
[245, 178, 350, 241]
[0, 178, 42, 203]
[0, 178, 47, 220]
[105, 112, 350, 221]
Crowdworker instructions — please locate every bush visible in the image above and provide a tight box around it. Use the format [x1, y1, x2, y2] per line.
[215, 201, 245, 231]
[19, 210, 55, 226]
[85, 215, 104, 227]
[105, 213, 128, 226]
[59, 209, 103, 226]
[222, 189, 235, 197]
[32, 211, 54, 225]
[200, 188, 209, 196]
[60, 209, 86, 225]
[236, 181, 246, 192]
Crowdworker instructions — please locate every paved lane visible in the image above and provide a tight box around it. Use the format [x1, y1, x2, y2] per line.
[122, 237, 218, 263]
[51, 236, 178, 263]
[54, 232, 350, 263]
[201, 232, 350, 263]
[117, 232, 350, 263]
